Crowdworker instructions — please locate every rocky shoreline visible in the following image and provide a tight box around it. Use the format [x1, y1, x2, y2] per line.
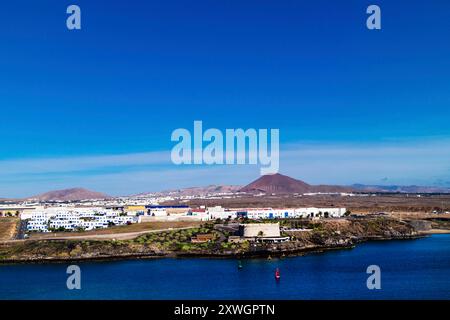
[0, 216, 432, 265]
[0, 235, 423, 265]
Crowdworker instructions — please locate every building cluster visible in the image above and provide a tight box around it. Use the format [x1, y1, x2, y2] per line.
[208, 206, 347, 220]
[143, 205, 210, 222]
[22, 207, 138, 232]
[142, 205, 347, 222]
[0, 205, 27, 217]
[11, 204, 347, 233]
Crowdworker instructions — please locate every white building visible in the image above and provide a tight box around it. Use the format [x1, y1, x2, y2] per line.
[23, 207, 138, 232]
[208, 206, 238, 220]
[238, 223, 290, 243]
[21, 204, 346, 233]
[241, 207, 346, 220]
[208, 206, 346, 221]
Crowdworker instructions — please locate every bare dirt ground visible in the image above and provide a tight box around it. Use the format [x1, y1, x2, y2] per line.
[390, 212, 450, 219]
[166, 194, 450, 213]
[28, 221, 201, 241]
[0, 217, 19, 241]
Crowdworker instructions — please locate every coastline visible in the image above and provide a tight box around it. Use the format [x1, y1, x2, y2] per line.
[2, 233, 448, 300]
[0, 233, 424, 265]
[1, 215, 446, 265]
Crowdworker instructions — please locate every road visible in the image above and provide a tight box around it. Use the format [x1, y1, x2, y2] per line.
[2, 226, 197, 243]
[15, 220, 28, 240]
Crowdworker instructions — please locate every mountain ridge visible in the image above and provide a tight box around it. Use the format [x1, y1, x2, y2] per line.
[3, 174, 450, 202]
[29, 188, 110, 201]
[240, 173, 353, 194]
[136, 185, 242, 197]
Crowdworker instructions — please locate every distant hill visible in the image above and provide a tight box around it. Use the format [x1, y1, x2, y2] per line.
[240, 174, 450, 194]
[139, 185, 242, 197]
[240, 173, 353, 194]
[29, 188, 110, 201]
[351, 184, 450, 194]
[167, 185, 242, 196]
[21, 178, 450, 203]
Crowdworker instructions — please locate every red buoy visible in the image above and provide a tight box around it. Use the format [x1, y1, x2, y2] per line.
[275, 268, 281, 280]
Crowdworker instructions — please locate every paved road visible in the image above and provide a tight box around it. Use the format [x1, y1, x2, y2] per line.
[15, 220, 28, 240]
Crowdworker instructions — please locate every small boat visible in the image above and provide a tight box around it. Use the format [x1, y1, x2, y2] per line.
[275, 268, 281, 280]
[267, 255, 272, 261]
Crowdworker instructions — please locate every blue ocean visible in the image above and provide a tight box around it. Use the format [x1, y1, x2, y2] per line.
[1, 234, 449, 300]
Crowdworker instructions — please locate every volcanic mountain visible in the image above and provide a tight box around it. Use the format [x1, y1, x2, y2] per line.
[137, 185, 242, 197]
[162, 185, 242, 197]
[240, 173, 353, 194]
[29, 188, 110, 202]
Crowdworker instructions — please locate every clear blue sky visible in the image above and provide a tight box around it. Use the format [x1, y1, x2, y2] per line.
[1, 0, 450, 197]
